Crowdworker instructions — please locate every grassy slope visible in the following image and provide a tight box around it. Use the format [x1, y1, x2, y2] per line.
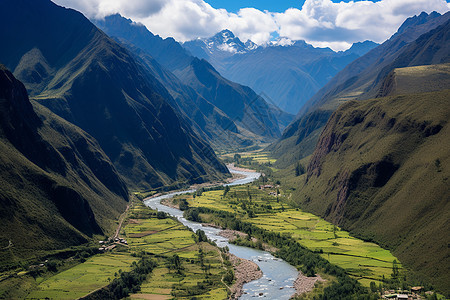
[0, 67, 127, 267]
[295, 86, 450, 294]
[0, 0, 229, 191]
[269, 14, 450, 168]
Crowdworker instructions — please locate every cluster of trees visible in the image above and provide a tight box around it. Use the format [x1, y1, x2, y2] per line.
[178, 198, 189, 211]
[168, 254, 183, 274]
[231, 236, 264, 250]
[85, 257, 157, 299]
[295, 162, 305, 176]
[184, 208, 202, 222]
[171, 279, 215, 298]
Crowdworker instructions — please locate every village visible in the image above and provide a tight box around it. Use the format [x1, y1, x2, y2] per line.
[381, 286, 439, 299]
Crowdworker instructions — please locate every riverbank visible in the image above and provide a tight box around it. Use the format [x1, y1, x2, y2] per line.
[292, 272, 325, 298]
[227, 253, 263, 299]
[219, 230, 325, 298]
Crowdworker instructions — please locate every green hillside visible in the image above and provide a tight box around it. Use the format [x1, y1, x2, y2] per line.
[0, 66, 128, 267]
[0, 0, 229, 190]
[270, 12, 450, 168]
[291, 68, 450, 293]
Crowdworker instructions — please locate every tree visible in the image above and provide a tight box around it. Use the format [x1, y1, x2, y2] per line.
[234, 154, 241, 164]
[295, 162, 305, 176]
[156, 211, 167, 219]
[178, 199, 189, 211]
[196, 229, 208, 243]
[223, 269, 234, 285]
[391, 260, 399, 279]
[256, 239, 263, 250]
[223, 185, 230, 197]
[169, 254, 183, 274]
[184, 208, 201, 222]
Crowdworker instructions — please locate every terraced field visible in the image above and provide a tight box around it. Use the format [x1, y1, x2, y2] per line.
[26, 253, 138, 299]
[123, 200, 230, 299]
[25, 199, 230, 300]
[183, 185, 400, 286]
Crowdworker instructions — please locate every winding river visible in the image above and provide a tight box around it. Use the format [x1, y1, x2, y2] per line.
[144, 167, 298, 299]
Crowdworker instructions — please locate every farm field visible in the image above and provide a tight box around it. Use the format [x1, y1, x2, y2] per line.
[182, 184, 400, 286]
[26, 252, 138, 299]
[25, 199, 230, 300]
[123, 200, 230, 299]
[221, 150, 277, 165]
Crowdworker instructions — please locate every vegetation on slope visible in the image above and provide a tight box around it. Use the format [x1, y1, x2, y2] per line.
[0, 0, 229, 190]
[0, 67, 128, 269]
[270, 12, 450, 168]
[294, 85, 450, 295]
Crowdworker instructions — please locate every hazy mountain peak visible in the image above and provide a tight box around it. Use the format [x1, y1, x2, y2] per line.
[396, 11, 442, 35]
[344, 40, 379, 56]
[244, 39, 258, 51]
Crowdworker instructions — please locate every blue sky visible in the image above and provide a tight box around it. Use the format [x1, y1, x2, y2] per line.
[54, 0, 450, 51]
[205, 0, 381, 13]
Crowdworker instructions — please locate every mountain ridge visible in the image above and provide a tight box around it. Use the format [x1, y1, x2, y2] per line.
[95, 14, 292, 146]
[0, 0, 229, 190]
[270, 11, 450, 167]
[0, 65, 128, 266]
[183, 30, 378, 114]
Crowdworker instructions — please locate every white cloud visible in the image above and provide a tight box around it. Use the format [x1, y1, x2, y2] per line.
[53, 0, 450, 51]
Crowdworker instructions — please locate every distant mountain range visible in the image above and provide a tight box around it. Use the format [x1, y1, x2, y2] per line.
[183, 30, 378, 114]
[95, 15, 293, 149]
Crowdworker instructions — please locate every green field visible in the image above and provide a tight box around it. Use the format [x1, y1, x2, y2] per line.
[123, 200, 230, 299]
[221, 150, 277, 165]
[23, 199, 231, 299]
[182, 184, 401, 286]
[26, 253, 138, 299]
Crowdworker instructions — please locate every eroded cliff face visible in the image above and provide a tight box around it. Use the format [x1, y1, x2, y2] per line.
[295, 83, 450, 293]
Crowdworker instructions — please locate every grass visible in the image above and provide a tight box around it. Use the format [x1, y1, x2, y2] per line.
[22, 198, 231, 299]
[220, 150, 277, 166]
[26, 253, 138, 299]
[123, 199, 231, 299]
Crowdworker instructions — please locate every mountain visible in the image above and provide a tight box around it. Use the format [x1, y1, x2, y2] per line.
[0, 65, 128, 266]
[184, 29, 258, 60]
[294, 64, 450, 294]
[95, 15, 290, 146]
[270, 11, 450, 167]
[0, 0, 229, 190]
[298, 11, 449, 116]
[343, 40, 380, 56]
[183, 32, 378, 114]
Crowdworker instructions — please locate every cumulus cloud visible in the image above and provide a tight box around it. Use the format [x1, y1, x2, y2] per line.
[53, 0, 450, 50]
[275, 0, 450, 49]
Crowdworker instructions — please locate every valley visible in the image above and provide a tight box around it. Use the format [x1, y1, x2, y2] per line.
[0, 0, 449, 299]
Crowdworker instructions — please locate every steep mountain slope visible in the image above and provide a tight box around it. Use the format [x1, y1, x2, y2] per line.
[299, 11, 449, 115]
[293, 66, 450, 293]
[95, 15, 289, 143]
[0, 0, 228, 190]
[184, 31, 377, 114]
[0, 65, 128, 266]
[127, 47, 254, 149]
[270, 11, 450, 167]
